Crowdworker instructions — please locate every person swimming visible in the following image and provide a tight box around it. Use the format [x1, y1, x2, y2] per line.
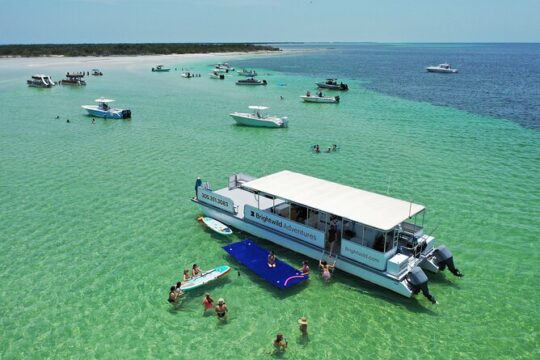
[298, 317, 308, 336]
[300, 261, 310, 275]
[182, 269, 190, 282]
[168, 286, 178, 303]
[192, 264, 202, 277]
[273, 333, 288, 351]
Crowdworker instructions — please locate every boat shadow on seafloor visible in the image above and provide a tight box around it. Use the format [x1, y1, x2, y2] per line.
[338, 273, 439, 315]
[426, 271, 463, 289]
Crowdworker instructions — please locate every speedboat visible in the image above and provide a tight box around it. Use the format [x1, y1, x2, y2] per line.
[91, 69, 103, 76]
[151, 65, 170, 72]
[301, 92, 340, 103]
[316, 78, 348, 90]
[425, 63, 458, 73]
[181, 71, 196, 78]
[81, 98, 132, 119]
[27, 74, 55, 88]
[238, 69, 258, 77]
[215, 63, 235, 71]
[230, 106, 288, 128]
[236, 77, 267, 86]
[60, 72, 86, 86]
[209, 71, 225, 79]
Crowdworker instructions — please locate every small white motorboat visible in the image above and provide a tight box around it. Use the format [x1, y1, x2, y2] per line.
[236, 77, 267, 86]
[238, 69, 257, 77]
[230, 106, 288, 128]
[300, 91, 340, 103]
[209, 71, 225, 79]
[81, 98, 132, 119]
[27, 74, 55, 88]
[181, 71, 196, 78]
[425, 63, 458, 73]
[215, 63, 235, 71]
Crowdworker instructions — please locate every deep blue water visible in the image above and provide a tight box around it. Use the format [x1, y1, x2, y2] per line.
[236, 43, 540, 130]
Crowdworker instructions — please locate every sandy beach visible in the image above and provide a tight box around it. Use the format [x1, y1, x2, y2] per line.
[0, 49, 308, 71]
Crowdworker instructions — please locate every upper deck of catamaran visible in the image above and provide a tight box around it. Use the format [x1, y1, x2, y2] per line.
[217, 170, 425, 231]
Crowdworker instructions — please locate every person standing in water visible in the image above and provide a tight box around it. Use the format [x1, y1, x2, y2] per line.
[202, 293, 214, 313]
[215, 298, 228, 320]
[273, 333, 288, 351]
[194, 177, 202, 199]
[298, 317, 308, 336]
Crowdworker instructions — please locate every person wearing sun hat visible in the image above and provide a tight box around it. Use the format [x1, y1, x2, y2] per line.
[215, 298, 228, 320]
[298, 316, 308, 336]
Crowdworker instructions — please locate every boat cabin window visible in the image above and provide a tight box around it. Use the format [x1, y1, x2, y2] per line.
[342, 221, 398, 253]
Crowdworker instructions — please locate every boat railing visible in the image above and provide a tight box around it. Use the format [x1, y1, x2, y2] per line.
[228, 173, 256, 190]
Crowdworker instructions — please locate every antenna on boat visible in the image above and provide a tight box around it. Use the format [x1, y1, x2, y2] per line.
[408, 199, 413, 218]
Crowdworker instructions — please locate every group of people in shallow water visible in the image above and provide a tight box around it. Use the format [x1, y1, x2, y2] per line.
[268, 252, 336, 283]
[313, 144, 338, 153]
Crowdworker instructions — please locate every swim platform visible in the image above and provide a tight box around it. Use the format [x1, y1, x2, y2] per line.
[223, 239, 308, 289]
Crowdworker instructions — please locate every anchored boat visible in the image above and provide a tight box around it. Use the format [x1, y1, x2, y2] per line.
[301, 92, 340, 103]
[425, 63, 458, 73]
[192, 171, 463, 303]
[236, 77, 267, 86]
[27, 74, 55, 88]
[209, 71, 225, 79]
[91, 69, 103, 76]
[316, 78, 349, 90]
[60, 72, 86, 86]
[81, 98, 131, 119]
[151, 65, 170, 72]
[238, 69, 258, 77]
[230, 106, 288, 128]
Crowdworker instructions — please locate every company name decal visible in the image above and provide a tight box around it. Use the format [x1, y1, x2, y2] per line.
[245, 205, 324, 247]
[343, 246, 379, 263]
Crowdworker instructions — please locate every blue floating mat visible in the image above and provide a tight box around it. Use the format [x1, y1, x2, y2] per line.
[223, 239, 308, 289]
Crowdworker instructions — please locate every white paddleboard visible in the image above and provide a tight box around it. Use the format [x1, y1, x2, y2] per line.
[180, 265, 231, 292]
[200, 217, 233, 235]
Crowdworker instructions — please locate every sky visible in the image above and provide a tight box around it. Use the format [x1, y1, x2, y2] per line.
[1, 0, 539, 44]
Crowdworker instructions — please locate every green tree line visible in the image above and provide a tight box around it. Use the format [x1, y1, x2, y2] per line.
[0, 43, 279, 57]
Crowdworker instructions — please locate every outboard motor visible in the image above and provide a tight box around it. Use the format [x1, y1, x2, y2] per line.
[122, 110, 131, 119]
[434, 245, 463, 277]
[407, 266, 437, 304]
[262, 80, 267, 85]
[335, 96, 340, 103]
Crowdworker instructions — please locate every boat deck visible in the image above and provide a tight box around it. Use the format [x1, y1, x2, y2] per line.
[215, 187, 283, 218]
[223, 239, 308, 289]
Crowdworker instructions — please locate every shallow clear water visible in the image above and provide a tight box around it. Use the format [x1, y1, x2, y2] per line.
[0, 50, 539, 359]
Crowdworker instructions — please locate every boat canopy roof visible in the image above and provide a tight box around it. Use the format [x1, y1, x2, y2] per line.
[249, 106, 268, 110]
[95, 98, 115, 103]
[240, 170, 425, 231]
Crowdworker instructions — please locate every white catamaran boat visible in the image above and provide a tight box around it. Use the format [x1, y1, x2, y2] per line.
[27, 74, 55, 88]
[81, 98, 132, 119]
[192, 171, 463, 303]
[425, 63, 458, 73]
[230, 106, 288, 128]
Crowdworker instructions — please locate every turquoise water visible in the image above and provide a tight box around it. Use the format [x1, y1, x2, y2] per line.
[0, 55, 539, 359]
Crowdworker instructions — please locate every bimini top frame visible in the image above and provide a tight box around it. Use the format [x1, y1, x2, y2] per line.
[239, 170, 425, 231]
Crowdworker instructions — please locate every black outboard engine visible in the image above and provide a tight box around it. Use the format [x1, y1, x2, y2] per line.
[408, 267, 437, 304]
[335, 96, 340, 103]
[434, 246, 463, 277]
[262, 80, 267, 85]
[121, 110, 131, 119]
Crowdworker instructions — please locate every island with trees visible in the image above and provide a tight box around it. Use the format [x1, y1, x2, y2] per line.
[0, 43, 280, 57]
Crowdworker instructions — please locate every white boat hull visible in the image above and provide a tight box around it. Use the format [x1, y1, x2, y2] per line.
[230, 113, 288, 128]
[81, 105, 131, 119]
[426, 67, 458, 73]
[300, 95, 339, 103]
